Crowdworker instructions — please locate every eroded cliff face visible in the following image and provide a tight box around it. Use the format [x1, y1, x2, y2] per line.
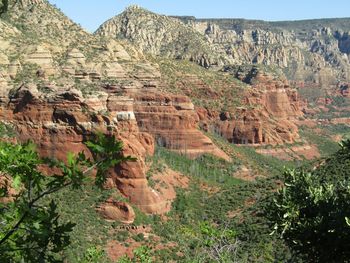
[191, 21, 350, 84]
[96, 7, 350, 85]
[101, 62, 230, 160]
[0, 84, 172, 213]
[196, 67, 302, 145]
[0, 59, 229, 214]
[0, 0, 233, 214]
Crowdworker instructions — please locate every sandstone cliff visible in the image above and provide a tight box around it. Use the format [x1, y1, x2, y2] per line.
[96, 7, 350, 85]
[198, 66, 302, 145]
[155, 59, 302, 145]
[0, 0, 230, 214]
[0, 84, 164, 212]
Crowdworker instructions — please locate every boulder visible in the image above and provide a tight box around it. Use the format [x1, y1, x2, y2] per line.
[97, 199, 135, 224]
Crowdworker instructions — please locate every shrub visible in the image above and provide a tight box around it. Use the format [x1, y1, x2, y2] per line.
[270, 140, 350, 262]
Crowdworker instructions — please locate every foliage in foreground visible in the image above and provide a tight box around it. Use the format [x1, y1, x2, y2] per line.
[271, 140, 350, 262]
[0, 133, 134, 262]
[144, 146, 293, 262]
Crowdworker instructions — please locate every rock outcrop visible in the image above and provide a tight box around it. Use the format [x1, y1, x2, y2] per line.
[97, 199, 136, 224]
[102, 61, 230, 160]
[66, 48, 86, 66]
[151, 168, 189, 213]
[95, 6, 232, 68]
[25, 46, 56, 76]
[197, 67, 302, 145]
[131, 91, 230, 159]
[0, 84, 168, 214]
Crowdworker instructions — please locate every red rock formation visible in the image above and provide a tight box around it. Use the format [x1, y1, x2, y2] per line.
[152, 168, 189, 213]
[97, 198, 135, 224]
[130, 91, 229, 159]
[203, 72, 302, 145]
[0, 84, 167, 214]
[104, 82, 230, 161]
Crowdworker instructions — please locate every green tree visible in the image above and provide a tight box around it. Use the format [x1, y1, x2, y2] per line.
[270, 140, 350, 262]
[0, 122, 14, 137]
[0, 133, 134, 262]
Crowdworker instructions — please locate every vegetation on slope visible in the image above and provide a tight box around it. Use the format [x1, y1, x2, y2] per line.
[153, 57, 247, 111]
[270, 140, 350, 262]
[144, 135, 300, 262]
[36, 135, 295, 262]
[0, 131, 133, 262]
[1, 122, 349, 262]
[95, 6, 230, 68]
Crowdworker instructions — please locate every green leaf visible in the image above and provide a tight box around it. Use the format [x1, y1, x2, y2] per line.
[33, 222, 40, 230]
[11, 176, 21, 191]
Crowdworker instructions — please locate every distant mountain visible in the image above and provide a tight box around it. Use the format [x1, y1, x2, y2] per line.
[95, 5, 233, 69]
[96, 6, 350, 85]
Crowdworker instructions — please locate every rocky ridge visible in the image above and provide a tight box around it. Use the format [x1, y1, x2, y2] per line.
[95, 5, 233, 68]
[96, 7, 350, 86]
[155, 59, 303, 145]
[186, 17, 350, 85]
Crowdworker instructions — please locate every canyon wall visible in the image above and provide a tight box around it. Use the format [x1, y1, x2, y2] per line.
[97, 7, 350, 85]
[197, 67, 302, 145]
[0, 0, 232, 215]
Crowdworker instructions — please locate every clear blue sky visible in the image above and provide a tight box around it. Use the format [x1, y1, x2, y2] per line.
[48, 0, 350, 32]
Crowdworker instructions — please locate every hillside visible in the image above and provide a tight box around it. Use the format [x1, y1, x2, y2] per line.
[0, 0, 93, 65]
[96, 6, 350, 152]
[97, 7, 350, 86]
[0, 1, 350, 262]
[95, 5, 233, 68]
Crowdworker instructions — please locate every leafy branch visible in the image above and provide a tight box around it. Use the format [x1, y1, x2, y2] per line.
[0, 133, 135, 262]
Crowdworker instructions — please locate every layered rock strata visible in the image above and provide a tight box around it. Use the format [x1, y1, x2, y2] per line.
[0, 84, 168, 214]
[25, 46, 55, 74]
[198, 69, 302, 145]
[97, 7, 350, 85]
[102, 64, 230, 160]
[130, 91, 230, 159]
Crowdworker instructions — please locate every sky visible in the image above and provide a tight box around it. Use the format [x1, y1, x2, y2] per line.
[48, 0, 350, 32]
